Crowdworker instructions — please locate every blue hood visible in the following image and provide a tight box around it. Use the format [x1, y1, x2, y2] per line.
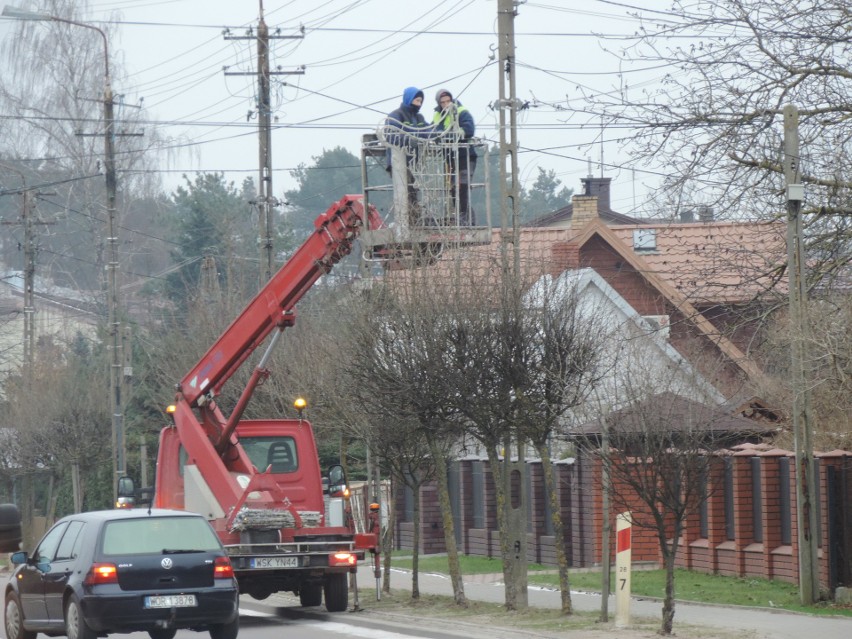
[402, 86, 424, 107]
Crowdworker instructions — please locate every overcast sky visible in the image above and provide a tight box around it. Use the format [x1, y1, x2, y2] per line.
[3, 0, 674, 215]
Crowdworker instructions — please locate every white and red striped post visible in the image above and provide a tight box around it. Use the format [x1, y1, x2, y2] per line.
[615, 511, 632, 627]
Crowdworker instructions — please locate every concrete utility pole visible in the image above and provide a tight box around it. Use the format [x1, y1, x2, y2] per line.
[225, 1, 304, 287]
[783, 104, 820, 605]
[497, 0, 527, 610]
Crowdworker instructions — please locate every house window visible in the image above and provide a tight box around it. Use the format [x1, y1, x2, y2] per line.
[751, 457, 763, 543]
[779, 457, 791, 545]
[633, 228, 657, 251]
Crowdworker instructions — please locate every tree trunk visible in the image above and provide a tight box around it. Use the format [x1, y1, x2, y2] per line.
[382, 476, 395, 594]
[411, 479, 421, 600]
[20, 473, 35, 550]
[535, 441, 572, 614]
[71, 462, 82, 513]
[45, 472, 59, 524]
[486, 446, 518, 610]
[659, 528, 680, 635]
[429, 442, 467, 607]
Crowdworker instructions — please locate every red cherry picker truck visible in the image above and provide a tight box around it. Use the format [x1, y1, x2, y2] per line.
[141, 195, 382, 611]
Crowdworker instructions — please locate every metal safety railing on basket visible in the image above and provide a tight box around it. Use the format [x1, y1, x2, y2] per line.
[359, 120, 492, 264]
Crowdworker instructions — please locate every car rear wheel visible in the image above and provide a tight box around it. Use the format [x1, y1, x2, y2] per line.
[208, 615, 238, 639]
[323, 573, 348, 612]
[149, 630, 178, 639]
[65, 595, 96, 639]
[298, 582, 323, 607]
[5, 592, 36, 639]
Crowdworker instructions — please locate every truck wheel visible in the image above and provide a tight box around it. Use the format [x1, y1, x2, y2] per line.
[149, 630, 177, 639]
[5, 592, 36, 639]
[298, 582, 323, 607]
[208, 616, 239, 639]
[323, 573, 348, 613]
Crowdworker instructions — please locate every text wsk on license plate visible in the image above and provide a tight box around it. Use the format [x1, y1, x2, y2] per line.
[145, 594, 198, 608]
[250, 556, 299, 568]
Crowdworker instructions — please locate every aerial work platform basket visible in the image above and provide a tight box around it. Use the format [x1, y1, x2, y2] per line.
[359, 124, 492, 264]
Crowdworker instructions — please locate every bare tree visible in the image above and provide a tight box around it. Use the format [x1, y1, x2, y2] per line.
[339, 281, 468, 606]
[757, 296, 852, 450]
[517, 272, 612, 614]
[583, 1, 852, 291]
[579, 348, 749, 635]
[1, 339, 110, 532]
[0, 0, 166, 291]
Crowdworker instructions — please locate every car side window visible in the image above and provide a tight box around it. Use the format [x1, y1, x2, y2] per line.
[54, 521, 85, 561]
[33, 522, 69, 564]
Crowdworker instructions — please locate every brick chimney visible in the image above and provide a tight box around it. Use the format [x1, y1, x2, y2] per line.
[571, 194, 598, 229]
[580, 176, 611, 211]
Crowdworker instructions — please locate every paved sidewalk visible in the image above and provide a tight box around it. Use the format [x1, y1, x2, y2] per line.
[356, 565, 852, 639]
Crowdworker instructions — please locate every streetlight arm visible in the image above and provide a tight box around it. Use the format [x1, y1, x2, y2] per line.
[2, 5, 109, 80]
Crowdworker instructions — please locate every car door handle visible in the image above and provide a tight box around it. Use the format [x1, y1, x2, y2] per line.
[45, 572, 70, 582]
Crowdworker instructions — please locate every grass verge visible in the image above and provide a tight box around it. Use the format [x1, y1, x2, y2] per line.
[389, 553, 852, 617]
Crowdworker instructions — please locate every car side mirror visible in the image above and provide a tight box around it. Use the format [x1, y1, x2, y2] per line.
[326, 464, 348, 498]
[9, 551, 27, 565]
[116, 476, 136, 509]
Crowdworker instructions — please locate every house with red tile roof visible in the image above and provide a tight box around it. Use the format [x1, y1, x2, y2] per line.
[424, 176, 785, 400]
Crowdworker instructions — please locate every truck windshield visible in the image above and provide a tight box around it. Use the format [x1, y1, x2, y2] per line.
[241, 436, 299, 474]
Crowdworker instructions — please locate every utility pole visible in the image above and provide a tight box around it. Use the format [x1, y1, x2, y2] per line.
[225, 1, 304, 287]
[21, 189, 36, 366]
[257, 7, 274, 284]
[0, 169, 55, 369]
[783, 104, 820, 604]
[497, 0, 527, 610]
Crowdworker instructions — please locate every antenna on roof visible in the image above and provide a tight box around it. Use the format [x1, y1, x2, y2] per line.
[600, 115, 605, 178]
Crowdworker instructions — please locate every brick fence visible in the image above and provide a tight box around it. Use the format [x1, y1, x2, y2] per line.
[393, 444, 852, 589]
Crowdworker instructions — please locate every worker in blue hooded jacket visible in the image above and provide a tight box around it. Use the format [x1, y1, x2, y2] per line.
[432, 88, 477, 225]
[384, 87, 434, 225]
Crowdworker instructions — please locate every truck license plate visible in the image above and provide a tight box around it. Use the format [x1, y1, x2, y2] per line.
[250, 556, 300, 569]
[144, 594, 197, 608]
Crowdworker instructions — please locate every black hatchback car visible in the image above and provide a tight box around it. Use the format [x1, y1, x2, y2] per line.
[4, 508, 239, 639]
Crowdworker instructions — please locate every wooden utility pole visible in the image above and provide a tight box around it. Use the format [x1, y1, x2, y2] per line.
[783, 104, 820, 604]
[225, 1, 304, 287]
[497, 0, 527, 610]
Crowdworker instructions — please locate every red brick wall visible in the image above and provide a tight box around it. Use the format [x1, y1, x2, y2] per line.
[393, 452, 849, 588]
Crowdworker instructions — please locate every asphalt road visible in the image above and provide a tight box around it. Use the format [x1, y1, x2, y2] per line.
[2, 564, 850, 639]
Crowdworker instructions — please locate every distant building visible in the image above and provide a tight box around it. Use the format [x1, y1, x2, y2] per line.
[0, 271, 99, 385]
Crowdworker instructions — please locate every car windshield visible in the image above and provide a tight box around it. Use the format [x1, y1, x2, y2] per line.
[101, 516, 222, 555]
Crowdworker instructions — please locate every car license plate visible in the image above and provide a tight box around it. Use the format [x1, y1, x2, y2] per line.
[250, 556, 299, 569]
[144, 594, 198, 609]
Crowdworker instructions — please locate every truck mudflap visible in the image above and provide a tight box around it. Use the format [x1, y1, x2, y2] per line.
[353, 532, 377, 550]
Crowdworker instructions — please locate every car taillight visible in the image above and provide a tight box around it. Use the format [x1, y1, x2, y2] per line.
[214, 556, 234, 579]
[84, 563, 118, 585]
[329, 552, 356, 567]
